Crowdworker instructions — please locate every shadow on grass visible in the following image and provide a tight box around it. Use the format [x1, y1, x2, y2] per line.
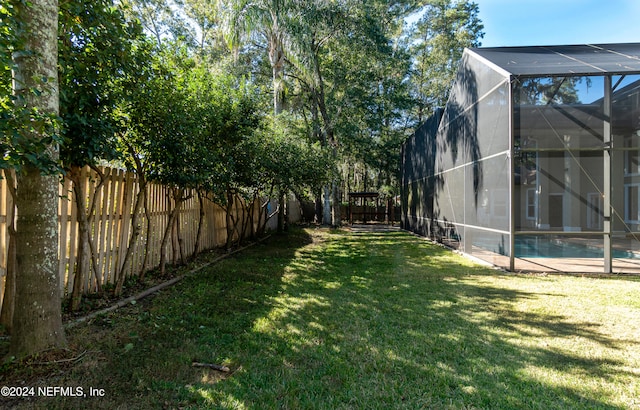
[194, 230, 634, 409]
[0, 229, 314, 409]
[7, 228, 638, 409]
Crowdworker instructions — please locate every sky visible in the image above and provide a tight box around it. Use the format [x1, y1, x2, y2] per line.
[475, 0, 640, 48]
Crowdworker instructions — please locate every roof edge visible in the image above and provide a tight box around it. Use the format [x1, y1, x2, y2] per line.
[463, 48, 512, 79]
[467, 42, 640, 77]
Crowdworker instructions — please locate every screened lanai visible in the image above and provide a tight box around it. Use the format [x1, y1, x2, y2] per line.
[401, 43, 640, 273]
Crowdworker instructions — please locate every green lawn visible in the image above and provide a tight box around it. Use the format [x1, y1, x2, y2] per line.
[2, 227, 640, 409]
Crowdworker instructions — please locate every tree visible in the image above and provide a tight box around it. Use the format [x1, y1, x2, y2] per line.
[331, 1, 415, 197]
[282, 0, 418, 222]
[408, 0, 484, 123]
[0, 4, 16, 158]
[8, 0, 67, 358]
[183, 66, 263, 247]
[58, 0, 145, 310]
[121, 0, 192, 48]
[219, 0, 301, 115]
[175, 0, 226, 58]
[256, 115, 332, 231]
[120, 44, 264, 268]
[121, 46, 195, 274]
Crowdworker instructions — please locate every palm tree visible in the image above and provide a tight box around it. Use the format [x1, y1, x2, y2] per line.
[219, 0, 298, 115]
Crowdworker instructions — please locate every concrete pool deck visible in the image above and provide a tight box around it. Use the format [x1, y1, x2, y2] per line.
[471, 247, 640, 275]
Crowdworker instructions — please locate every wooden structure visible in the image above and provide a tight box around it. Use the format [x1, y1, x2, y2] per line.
[348, 192, 394, 224]
[0, 165, 288, 311]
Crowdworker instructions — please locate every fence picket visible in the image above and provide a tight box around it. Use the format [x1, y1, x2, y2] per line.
[59, 178, 72, 295]
[104, 169, 119, 285]
[115, 169, 132, 280]
[66, 173, 79, 294]
[0, 165, 291, 312]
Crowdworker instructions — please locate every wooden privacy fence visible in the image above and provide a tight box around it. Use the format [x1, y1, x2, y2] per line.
[0, 165, 266, 311]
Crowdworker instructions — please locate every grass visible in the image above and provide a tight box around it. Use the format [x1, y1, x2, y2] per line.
[1, 227, 639, 409]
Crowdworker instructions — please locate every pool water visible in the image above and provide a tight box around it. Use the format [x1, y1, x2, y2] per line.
[515, 237, 638, 259]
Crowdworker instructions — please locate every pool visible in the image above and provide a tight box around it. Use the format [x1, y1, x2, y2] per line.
[515, 236, 639, 259]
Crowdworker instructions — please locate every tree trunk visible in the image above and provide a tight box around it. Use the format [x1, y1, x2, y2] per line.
[225, 195, 234, 249]
[225, 188, 241, 249]
[86, 167, 107, 294]
[277, 190, 287, 232]
[159, 188, 183, 275]
[68, 167, 90, 311]
[69, 166, 107, 308]
[332, 180, 341, 228]
[314, 190, 322, 224]
[243, 195, 253, 240]
[238, 195, 251, 241]
[140, 187, 153, 278]
[192, 189, 205, 259]
[248, 192, 259, 240]
[269, 34, 285, 115]
[12, 166, 67, 357]
[174, 210, 185, 265]
[71, 206, 89, 310]
[115, 179, 146, 296]
[311, 47, 339, 228]
[172, 212, 179, 263]
[9, 0, 67, 358]
[258, 194, 276, 237]
[322, 185, 331, 226]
